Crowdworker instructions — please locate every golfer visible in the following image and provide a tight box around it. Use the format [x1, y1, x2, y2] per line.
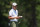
[8, 2, 21, 27]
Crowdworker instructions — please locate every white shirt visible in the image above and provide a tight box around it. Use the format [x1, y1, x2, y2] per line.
[9, 9, 18, 22]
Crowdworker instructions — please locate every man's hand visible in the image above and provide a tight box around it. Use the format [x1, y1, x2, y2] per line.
[19, 16, 23, 18]
[15, 16, 23, 19]
[15, 16, 20, 19]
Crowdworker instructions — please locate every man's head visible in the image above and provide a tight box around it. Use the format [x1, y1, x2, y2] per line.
[12, 2, 17, 10]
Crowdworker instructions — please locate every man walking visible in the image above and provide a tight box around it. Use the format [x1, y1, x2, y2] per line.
[8, 2, 21, 27]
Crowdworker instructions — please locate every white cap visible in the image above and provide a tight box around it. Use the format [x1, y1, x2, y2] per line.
[12, 2, 17, 6]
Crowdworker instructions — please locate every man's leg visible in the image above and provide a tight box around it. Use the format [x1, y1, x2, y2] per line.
[10, 21, 16, 27]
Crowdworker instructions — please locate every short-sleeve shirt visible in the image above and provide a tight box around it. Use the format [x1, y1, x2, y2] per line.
[9, 9, 18, 22]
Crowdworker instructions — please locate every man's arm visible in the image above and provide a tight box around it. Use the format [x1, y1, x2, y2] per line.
[8, 16, 20, 19]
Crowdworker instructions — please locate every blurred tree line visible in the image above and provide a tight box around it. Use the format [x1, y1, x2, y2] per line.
[0, 0, 40, 27]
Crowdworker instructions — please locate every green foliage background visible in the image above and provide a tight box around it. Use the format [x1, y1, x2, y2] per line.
[0, 0, 40, 27]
